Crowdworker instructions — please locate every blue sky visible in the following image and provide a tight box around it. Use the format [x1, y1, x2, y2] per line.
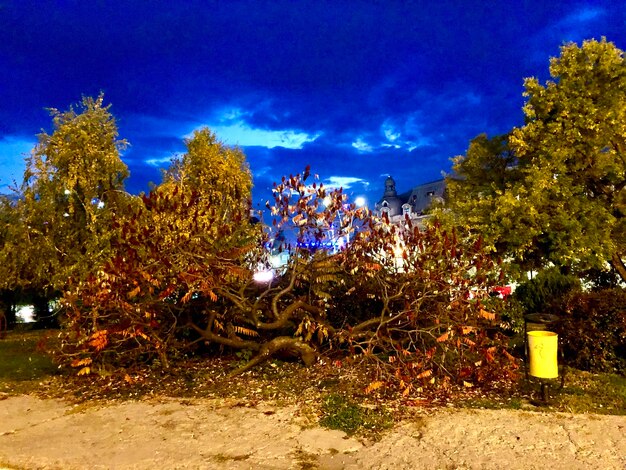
[1, 1, 624, 209]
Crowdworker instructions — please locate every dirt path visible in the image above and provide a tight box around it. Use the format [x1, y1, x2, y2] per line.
[0, 395, 624, 469]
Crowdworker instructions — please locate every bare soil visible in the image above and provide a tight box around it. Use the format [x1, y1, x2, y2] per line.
[0, 394, 624, 470]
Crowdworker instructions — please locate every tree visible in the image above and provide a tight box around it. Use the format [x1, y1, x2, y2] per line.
[445, 39, 626, 282]
[0, 94, 131, 319]
[0, 196, 18, 327]
[60, 128, 259, 369]
[441, 135, 526, 263]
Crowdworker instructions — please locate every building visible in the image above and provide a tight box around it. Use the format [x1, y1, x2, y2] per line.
[375, 176, 445, 224]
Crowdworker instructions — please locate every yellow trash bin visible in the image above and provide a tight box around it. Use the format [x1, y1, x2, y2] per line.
[527, 330, 559, 379]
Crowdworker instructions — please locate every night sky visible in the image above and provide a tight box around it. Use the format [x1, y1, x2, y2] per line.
[1, 1, 624, 208]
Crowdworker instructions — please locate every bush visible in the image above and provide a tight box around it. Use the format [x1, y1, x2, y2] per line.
[493, 296, 526, 335]
[514, 267, 581, 314]
[555, 289, 626, 373]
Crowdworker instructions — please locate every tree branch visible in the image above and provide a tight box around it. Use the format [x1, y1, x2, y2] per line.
[188, 321, 260, 351]
[610, 252, 626, 284]
[227, 336, 317, 377]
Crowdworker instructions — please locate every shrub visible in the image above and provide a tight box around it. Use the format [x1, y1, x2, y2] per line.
[514, 267, 581, 314]
[497, 296, 526, 335]
[555, 288, 626, 373]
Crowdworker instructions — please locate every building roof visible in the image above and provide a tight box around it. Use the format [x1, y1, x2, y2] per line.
[375, 176, 445, 217]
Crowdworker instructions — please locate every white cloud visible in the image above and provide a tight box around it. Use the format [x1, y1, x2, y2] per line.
[186, 106, 320, 150]
[325, 176, 369, 190]
[380, 114, 433, 151]
[145, 156, 174, 167]
[352, 138, 373, 152]
[188, 120, 319, 149]
[560, 7, 605, 26]
[382, 122, 401, 142]
[0, 136, 34, 191]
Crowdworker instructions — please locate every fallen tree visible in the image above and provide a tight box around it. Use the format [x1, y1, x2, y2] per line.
[58, 163, 516, 394]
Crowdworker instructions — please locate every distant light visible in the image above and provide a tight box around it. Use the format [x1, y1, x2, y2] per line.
[355, 196, 366, 207]
[253, 269, 274, 284]
[64, 189, 71, 195]
[16, 305, 35, 323]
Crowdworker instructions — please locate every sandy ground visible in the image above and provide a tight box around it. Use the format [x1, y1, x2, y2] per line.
[0, 395, 624, 470]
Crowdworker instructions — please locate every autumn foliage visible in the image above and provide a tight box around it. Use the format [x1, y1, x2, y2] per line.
[57, 160, 516, 394]
[333, 216, 516, 395]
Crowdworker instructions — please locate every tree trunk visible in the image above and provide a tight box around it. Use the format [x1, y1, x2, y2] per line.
[610, 252, 626, 284]
[227, 336, 317, 377]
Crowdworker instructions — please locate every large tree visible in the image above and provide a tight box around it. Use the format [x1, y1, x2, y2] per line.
[446, 39, 626, 282]
[1, 94, 130, 299]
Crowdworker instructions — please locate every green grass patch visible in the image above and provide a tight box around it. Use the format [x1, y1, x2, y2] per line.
[555, 368, 626, 415]
[318, 393, 393, 436]
[0, 330, 60, 394]
[458, 367, 626, 415]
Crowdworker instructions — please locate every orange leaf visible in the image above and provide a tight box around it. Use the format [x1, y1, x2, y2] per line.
[460, 325, 475, 335]
[416, 369, 432, 379]
[479, 309, 496, 321]
[71, 357, 93, 367]
[503, 350, 517, 362]
[127, 286, 141, 299]
[436, 332, 449, 343]
[365, 381, 384, 394]
[158, 284, 176, 300]
[181, 290, 193, 304]
[88, 330, 109, 351]
[462, 337, 476, 347]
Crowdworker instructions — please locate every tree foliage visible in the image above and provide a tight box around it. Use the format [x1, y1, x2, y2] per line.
[2, 94, 518, 397]
[60, 128, 258, 370]
[58, 161, 516, 395]
[444, 39, 626, 281]
[0, 94, 130, 297]
[442, 135, 526, 264]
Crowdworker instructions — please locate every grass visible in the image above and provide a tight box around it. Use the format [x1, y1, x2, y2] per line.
[0, 329, 60, 395]
[318, 393, 394, 436]
[554, 368, 626, 414]
[457, 367, 626, 415]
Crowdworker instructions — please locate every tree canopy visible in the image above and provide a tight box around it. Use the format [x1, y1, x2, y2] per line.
[444, 38, 626, 282]
[0, 94, 131, 297]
